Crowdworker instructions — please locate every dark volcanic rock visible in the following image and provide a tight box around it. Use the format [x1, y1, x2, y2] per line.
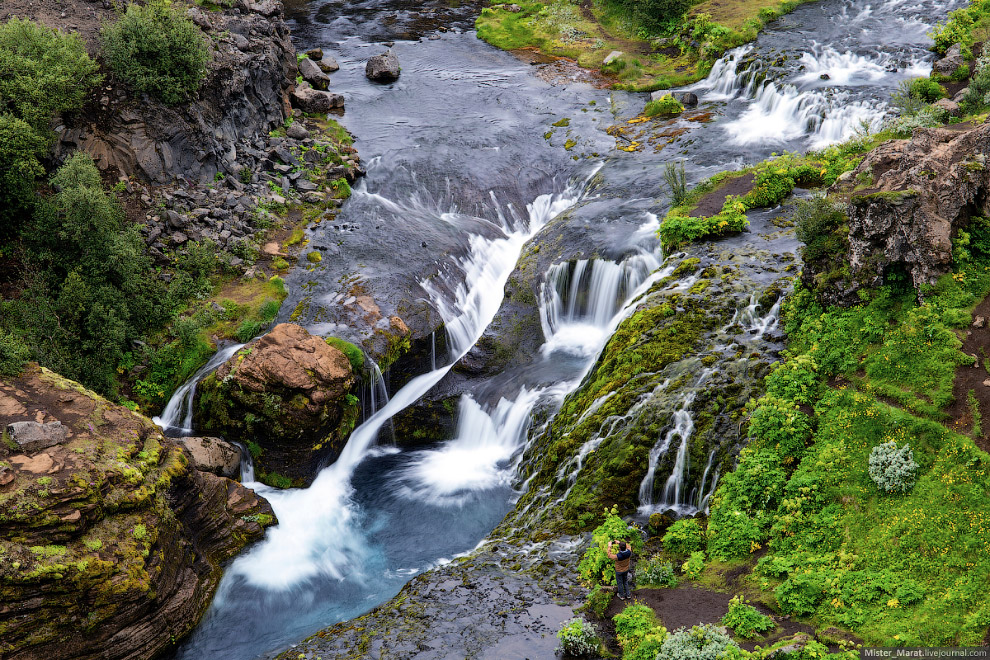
[298, 56, 330, 90]
[195, 323, 358, 485]
[366, 49, 401, 81]
[55, 2, 296, 184]
[0, 365, 274, 660]
[291, 84, 345, 112]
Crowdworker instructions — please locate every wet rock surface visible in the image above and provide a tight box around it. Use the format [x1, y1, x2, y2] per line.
[366, 49, 401, 80]
[0, 365, 274, 660]
[276, 540, 582, 660]
[195, 323, 359, 485]
[177, 436, 242, 478]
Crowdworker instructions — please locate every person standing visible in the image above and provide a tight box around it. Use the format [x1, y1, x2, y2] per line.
[607, 539, 633, 600]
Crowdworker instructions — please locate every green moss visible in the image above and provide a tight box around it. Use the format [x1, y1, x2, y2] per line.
[325, 336, 365, 372]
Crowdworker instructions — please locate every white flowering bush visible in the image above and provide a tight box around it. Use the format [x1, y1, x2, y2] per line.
[640, 556, 678, 587]
[655, 624, 737, 660]
[868, 441, 919, 493]
[557, 617, 600, 657]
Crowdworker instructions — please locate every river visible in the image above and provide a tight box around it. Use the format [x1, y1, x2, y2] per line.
[165, 0, 958, 655]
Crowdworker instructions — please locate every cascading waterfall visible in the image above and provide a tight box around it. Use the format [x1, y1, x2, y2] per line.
[692, 40, 933, 147]
[153, 342, 245, 436]
[694, 450, 720, 513]
[222, 168, 598, 591]
[539, 251, 660, 357]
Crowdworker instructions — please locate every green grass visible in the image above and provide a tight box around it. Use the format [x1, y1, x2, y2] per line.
[705, 259, 990, 645]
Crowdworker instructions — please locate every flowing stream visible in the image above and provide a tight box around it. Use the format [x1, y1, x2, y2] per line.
[165, 0, 959, 655]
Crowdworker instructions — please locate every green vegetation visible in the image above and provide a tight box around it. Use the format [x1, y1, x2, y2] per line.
[644, 95, 684, 117]
[583, 583, 614, 617]
[906, 77, 946, 103]
[721, 595, 775, 638]
[663, 161, 689, 206]
[639, 556, 678, 587]
[101, 0, 210, 105]
[930, 0, 990, 56]
[556, 617, 601, 656]
[477, 0, 819, 91]
[655, 624, 734, 660]
[661, 517, 706, 554]
[326, 337, 365, 372]
[867, 441, 920, 493]
[0, 18, 100, 235]
[613, 604, 668, 660]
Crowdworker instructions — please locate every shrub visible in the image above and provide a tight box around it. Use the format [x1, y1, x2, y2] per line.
[775, 572, 825, 615]
[721, 595, 775, 639]
[907, 77, 946, 103]
[744, 166, 796, 208]
[557, 617, 600, 657]
[644, 94, 684, 117]
[326, 336, 365, 372]
[660, 195, 748, 249]
[578, 507, 644, 586]
[655, 624, 737, 660]
[663, 161, 688, 206]
[962, 56, 990, 114]
[258, 299, 281, 323]
[583, 583, 612, 618]
[614, 604, 667, 660]
[682, 550, 705, 580]
[0, 18, 101, 133]
[748, 395, 812, 456]
[101, 0, 210, 105]
[661, 518, 705, 554]
[330, 177, 352, 198]
[868, 441, 919, 493]
[794, 195, 847, 264]
[0, 329, 31, 377]
[639, 556, 678, 587]
[0, 114, 46, 230]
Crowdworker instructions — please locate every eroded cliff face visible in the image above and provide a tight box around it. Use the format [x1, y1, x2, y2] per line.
[0, 365, 275, 660]
[816, 123, 990, 303]
[54, 0, 296, 184]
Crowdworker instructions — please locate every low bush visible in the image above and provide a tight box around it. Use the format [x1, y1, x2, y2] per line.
[583, 583, 612, 618]
[868, 441, 919, 494]
[682, 550, 705, 580]
[794, 196, 847, 264]
[660, 194, 748, 249]
[906, 77, 946, 103]
[613, 604, 667, 660]
[0, 329, 31, 377]
[721, 595, 775, 639]
[661, 517, 705, 554]
[639, 556, 678, 587]
[557, 617, 600, 657]
[655, 623, 736, 660]
[101, 0, 210, 105]
[644, 94, 684, 117]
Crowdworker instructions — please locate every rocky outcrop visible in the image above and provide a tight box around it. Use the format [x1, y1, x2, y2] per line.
[55, 2, 297, 184]
[821, 123, 990, 302]
[933, 43, 965, 77]
[177, 436, 242, 478]
[195, 323, 359, 486]
[0, 365, 275, 660]
[366, 49, 401, 81]
[290, 83, 345, 113]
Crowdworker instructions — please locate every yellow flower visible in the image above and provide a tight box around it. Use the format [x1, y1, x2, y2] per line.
[887, 598, 900, 608]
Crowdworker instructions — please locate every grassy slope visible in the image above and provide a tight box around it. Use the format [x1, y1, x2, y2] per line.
[476, 0, 817, 91]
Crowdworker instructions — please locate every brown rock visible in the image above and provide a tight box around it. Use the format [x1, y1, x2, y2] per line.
[290, 85, 344, 113]
[195, 323, 359, 485]
[178, 436, 242, 478]
[0, 364, 276, 660]
[814, 123, 990, 303]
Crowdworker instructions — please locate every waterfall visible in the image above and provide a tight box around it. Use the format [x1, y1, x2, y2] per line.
[539, 251, 661, 358]
[692, 42, 933, 147]
[230, 440, 256, 483]
[696, 450, 719, 513]
[224, 168, 598, 590]
[152, 342, 245, 436]
[735, 293, 782, 339]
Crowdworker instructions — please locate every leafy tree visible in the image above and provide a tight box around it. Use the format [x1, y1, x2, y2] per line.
[101, 0, 211, 105]
[0, 18, 101, 238]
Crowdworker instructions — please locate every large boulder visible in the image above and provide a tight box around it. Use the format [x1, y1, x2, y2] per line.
[195, 323, 359, 486]
[291, 84, 345, 112]
[298, 56, 330, 90]
[817, 123, 990, 303]
[0, 365, 275, 660]
[177, 436, 243, 478]
[366, 49, 400, 81]
[933, 43, 965, 77]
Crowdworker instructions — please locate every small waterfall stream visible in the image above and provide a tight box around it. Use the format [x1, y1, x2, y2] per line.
[152, 342, 244, 436]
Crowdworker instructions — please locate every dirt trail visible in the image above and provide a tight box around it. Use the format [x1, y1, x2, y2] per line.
[947, 295, 990, 454]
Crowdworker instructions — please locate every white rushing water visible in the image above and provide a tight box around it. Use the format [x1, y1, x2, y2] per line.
[152, 342, 245, 435]
[224, 169, 597, 590]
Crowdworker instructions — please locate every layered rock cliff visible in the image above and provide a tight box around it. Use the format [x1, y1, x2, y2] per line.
[0, 365, 275, 660]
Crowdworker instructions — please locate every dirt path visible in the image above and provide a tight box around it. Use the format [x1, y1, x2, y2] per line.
[947, 295, 990, 454]
[689, 173, 756, 217]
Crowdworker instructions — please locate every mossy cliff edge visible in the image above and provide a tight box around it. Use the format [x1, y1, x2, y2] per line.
[0, 364, 274, 660]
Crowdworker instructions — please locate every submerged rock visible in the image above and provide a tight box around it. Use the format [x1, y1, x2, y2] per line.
[366, 49, 401, 81]
[195, 323, 359, 485]
[0, 365, 274, 660]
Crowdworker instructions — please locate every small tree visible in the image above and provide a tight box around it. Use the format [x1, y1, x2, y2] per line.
[869, 441, 919, 493]
[101, 0, 210, 105]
